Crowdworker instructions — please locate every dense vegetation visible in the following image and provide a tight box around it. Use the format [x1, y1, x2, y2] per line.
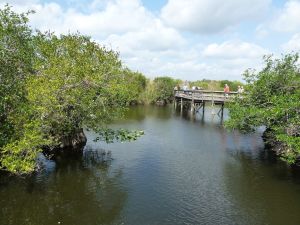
[190, 79, 243, 91]
[141, 77, 179, 104]
[226, 54, 300, 164]
[0, 6, 144, 174]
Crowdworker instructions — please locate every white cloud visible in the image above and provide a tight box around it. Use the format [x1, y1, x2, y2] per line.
[161, 0, 271, 33]
[273, 0, 300, 32]
[255, 24, 269, 39]
[0, 0, 271, 81]
[112, 40, 268, 81]
[199, 41, 268, 80]
[1, 0, 38, 5]
[202, 40, 268, 59]
[282, 33, 300, 52]
[103, 19, 185, 55]
[2, 0, 153, 38]
[64, 0, 152, 36]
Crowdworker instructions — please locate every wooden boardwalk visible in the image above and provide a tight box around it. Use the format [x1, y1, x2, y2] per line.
[174, 90, 238, 116]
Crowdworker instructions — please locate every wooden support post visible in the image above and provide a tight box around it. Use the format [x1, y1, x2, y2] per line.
[191, 92, 195, 113]
[203, 102, 205, 114]
[220, 104, 224, 123]
[191, 101, 194, 112]
[217, 104, 224, 117]
[195, 103, 202, 113]
[221, 104, 224, 118]
[180, 98, 183, 111]
[174, 98, 177, 108]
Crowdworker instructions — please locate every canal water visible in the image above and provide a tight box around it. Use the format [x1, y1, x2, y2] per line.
[1, 105, 300, 225]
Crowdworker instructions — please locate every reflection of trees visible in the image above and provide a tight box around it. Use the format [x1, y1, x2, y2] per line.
[119, 105, 172, 123]
[142, 105, 171, 120]
[221, 134, 300, 225]
[122, 106, 146, 122]
[151, 106, 172, 120]
[0, 149, 127, 225]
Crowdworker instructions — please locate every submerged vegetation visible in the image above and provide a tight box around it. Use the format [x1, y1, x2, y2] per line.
[226, 54, 300, 164]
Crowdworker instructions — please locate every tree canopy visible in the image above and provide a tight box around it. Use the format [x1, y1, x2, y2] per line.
[0, 6, 144, 174]
[226, 54, 300, 163]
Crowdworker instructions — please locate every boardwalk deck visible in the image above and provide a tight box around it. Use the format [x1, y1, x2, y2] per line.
[174, 90, 238, 116]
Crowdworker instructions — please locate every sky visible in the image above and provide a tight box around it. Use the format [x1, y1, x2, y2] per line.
[1, 0, 300, 81]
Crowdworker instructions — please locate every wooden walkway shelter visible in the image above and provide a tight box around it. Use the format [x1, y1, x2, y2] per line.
[174, 90, 238, 117]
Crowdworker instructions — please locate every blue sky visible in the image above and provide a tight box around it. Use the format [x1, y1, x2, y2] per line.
[2, 0, 300, 81]
[141, 0, 168, 11]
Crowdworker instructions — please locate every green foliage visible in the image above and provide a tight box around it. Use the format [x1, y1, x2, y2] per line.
[142, 76, 177, 104]
[190, 79, 243, 91]
[0, 5, 44, 174]
[153, 76, 176, 101]
[0, 6, 144, 175]
[226, 53, 300, 163]
[120, 69, 146, 104]
[190, 80, 209, 89]
[1, 120, 51, 174]
[31, 32, 132, 134]
[0, 5, 34, 148]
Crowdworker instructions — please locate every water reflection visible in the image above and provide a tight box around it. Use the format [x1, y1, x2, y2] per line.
[2, 106, 300, 225]
[222, 147, 300, 225]
[122, 105, 172, 123]
[0, 148, 127, 225]
[174, 105, 226, 126]
[173, 106, 300, 225]
[218, 125, 300, 225]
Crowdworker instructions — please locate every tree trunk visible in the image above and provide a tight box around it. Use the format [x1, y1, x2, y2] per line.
[59, 128, 87, 149]
[43, 128, 87, 158]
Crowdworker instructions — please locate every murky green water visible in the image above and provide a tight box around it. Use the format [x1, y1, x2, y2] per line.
[1, 105, 300, 225]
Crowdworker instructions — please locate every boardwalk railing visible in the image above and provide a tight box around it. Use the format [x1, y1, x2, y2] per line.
[174, 90, 238, 103]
